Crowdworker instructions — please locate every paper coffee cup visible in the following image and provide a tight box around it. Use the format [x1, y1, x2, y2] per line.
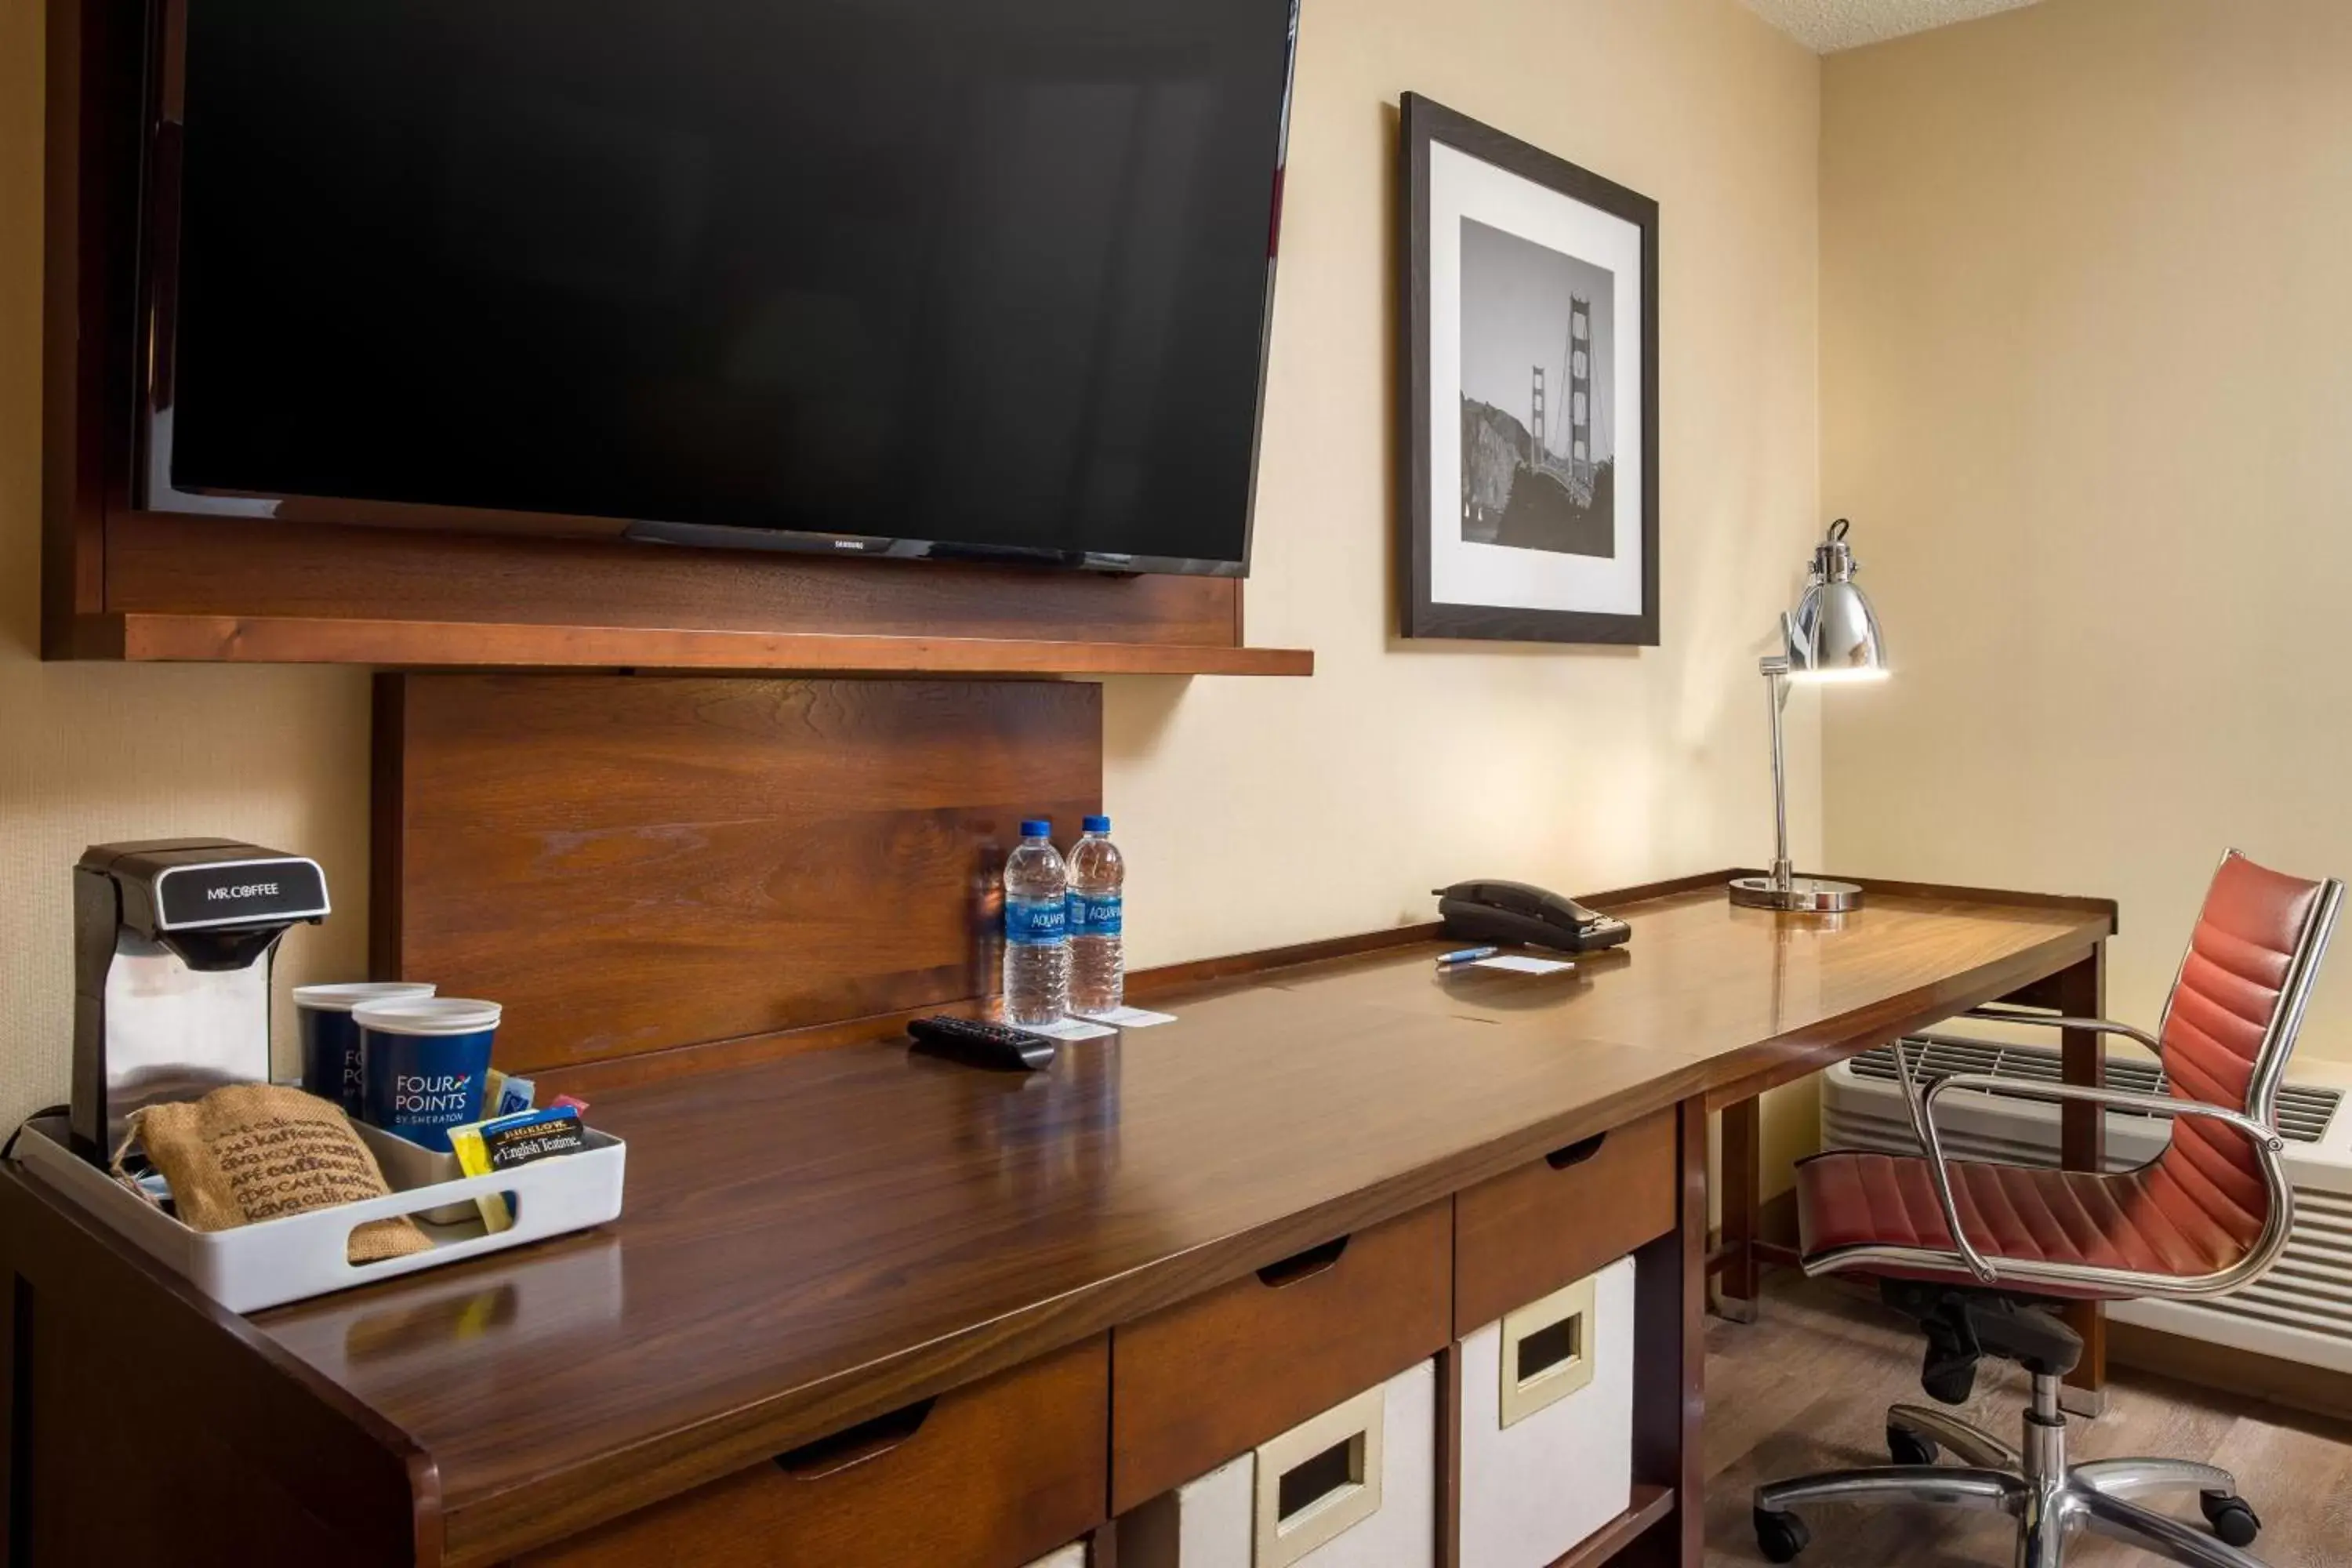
[354, 997, 503, 1152]
[294, 982, 437, 1116]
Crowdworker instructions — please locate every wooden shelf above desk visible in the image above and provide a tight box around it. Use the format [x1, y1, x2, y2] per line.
[67, 612, 1315, 677]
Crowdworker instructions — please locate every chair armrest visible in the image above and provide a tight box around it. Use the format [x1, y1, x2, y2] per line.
[1907, 1071, 2289, 1286]
[1962, 1004, 2163, 1054]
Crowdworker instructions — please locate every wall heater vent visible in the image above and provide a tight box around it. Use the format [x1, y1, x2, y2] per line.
[1822, 1040, 2352, 1376]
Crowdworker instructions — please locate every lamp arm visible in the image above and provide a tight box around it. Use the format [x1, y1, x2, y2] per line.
[1761, 655, 1792, 889]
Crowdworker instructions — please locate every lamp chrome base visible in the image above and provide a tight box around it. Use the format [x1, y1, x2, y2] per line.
[1729, 875, 1866, 913]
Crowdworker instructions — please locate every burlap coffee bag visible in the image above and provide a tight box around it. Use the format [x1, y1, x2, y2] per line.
[117, 1083, 430, 1263]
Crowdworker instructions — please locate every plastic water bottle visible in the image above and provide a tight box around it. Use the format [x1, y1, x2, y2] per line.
[1067, 815, 1126, 1017]
[1002, 819, 1069, 1025]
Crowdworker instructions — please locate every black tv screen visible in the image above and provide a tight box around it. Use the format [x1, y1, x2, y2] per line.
[153, 0, 1297, 575]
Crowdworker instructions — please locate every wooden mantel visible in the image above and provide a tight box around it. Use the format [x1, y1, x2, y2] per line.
[69, 612, 1315, 679]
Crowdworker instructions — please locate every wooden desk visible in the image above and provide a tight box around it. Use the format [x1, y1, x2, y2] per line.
[0, 873, 2113, 1568]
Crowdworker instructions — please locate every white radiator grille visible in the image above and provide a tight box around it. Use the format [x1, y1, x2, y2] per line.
[2224, 1189, 2352, 1338]
[1847, 1041, 2341, 1144]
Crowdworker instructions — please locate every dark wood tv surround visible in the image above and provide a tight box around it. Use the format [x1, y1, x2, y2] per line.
[39, 0, 1311, 681]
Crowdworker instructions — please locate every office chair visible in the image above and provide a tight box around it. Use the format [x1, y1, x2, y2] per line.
[1751, 851, 2343, 1568]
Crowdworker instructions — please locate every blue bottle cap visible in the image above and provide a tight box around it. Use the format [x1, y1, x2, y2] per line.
[1083, 815, 1110, 833]
[1019, 818, 1051, 837]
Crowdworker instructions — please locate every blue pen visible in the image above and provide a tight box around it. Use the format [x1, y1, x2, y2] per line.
[1437, 946, 1501, 968]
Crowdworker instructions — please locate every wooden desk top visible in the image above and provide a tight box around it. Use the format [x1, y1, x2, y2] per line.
[66, 876, 2115, 1563]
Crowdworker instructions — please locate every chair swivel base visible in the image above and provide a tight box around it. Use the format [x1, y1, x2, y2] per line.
[1751, 1372, 2267, 1567]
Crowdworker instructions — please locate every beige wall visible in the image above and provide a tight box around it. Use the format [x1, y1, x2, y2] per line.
[1108, 0, 1824, 1185]
[1, 0, 1825, 1185]
[0, 0, 375, 1128]
[1820, 0, 2352, 1058]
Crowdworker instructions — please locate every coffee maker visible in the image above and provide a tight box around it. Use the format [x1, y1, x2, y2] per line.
[71, 839, 331, 1162]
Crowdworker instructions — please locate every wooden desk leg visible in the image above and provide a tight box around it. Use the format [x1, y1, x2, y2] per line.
[1715, 1098, 1761, 1324]
[1626, 1096, 1708, 1568]
[2056, 946, 2109, 1415]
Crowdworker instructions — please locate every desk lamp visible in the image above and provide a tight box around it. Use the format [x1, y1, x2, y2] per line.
[1729, 519, 1888, 913]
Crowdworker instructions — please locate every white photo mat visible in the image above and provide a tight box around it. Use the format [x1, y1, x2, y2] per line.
[1425, 142, 1647, 619]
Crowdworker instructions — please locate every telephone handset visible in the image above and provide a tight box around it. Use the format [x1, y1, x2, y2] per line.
[1433, 879, 1632, 954]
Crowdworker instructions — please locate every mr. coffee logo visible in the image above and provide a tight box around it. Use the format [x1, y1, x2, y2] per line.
[395, 1073, 474, 1118]
[155, 858, 328, 928]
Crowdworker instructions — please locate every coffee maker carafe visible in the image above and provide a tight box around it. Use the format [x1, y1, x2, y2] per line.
[71, 839, 330, 1161]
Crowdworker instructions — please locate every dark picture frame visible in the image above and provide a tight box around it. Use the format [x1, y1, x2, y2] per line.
[1399, 94, 1661, 644]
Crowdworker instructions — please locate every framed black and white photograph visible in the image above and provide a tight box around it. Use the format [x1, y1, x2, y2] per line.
[1399, 95, 1660, 644]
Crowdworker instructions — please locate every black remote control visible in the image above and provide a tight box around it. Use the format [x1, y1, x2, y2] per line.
[906, 1015, 1057, 1072]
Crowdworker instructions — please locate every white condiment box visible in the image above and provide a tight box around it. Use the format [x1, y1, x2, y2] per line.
[10, 1113, 626, 1314]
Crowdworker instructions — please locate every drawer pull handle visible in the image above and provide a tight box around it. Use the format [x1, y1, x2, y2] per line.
[1276, 1432, 1366, 1525]
[773, 1398, 935, 1480]
[1253, 1382, 1387, 1568]
[1498, 1276, 1599, 1428]
[1257, 1236, 1350, 1287]
[1546, 1133, 1607, 1169]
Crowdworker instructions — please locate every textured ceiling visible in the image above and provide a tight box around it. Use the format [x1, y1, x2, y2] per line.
[1740, 0, 2045, 53]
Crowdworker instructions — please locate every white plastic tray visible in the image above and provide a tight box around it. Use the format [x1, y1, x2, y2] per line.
[12, 1114, 626, 1314]
[368, 1125, 485, 1225]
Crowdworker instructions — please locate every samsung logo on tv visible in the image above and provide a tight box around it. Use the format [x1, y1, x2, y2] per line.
[832, 539, 873, 550]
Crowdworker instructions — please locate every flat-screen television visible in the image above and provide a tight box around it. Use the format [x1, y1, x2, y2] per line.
[141, 0, 1298, 577]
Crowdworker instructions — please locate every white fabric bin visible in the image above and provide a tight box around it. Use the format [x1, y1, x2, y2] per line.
[1457, 1255, 1637, 1568]
[1120, 1359, 1435, 1568]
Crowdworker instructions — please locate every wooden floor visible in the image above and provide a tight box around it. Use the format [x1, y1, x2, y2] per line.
[1701, 1277, 2352, 1566]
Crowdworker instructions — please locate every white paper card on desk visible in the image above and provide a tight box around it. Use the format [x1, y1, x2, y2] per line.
[1076, 1006, 1176, 1028]
[1025, 1017, 1119, 1040]
[1475, 954, 1577, 975]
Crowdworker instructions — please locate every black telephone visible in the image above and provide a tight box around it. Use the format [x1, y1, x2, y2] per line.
[1434, 880, 1632, 954]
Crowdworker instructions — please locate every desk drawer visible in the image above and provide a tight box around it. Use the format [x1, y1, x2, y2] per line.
[521, 1336, 1107, 1568]
[1452, 1109, 1675, 1335]
[1112, 1201, 1451, 1514]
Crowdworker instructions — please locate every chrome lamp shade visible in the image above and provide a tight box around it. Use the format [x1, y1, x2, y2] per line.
[1787, 551, 1888, 680]
[1730, 520, 1889, 913]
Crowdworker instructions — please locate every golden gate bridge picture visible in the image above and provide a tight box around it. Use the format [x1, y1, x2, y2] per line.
[1457, 218, 1616, 558]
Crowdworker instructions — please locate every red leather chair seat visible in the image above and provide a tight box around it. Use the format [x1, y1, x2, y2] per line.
[1795, 1147, 2267, 1300]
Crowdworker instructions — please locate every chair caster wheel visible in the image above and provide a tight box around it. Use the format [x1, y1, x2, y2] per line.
[2200, 1492, 2260, 1548]
[1755, 1506, 1811, 1563]
[1886, 1425, 1940, 1466]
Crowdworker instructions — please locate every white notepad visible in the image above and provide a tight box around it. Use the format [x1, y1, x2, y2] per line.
[1474, 954, 1577, 975]
[1024, 1017, 1119, 1040]
[1074, 1005, 1177, 1028]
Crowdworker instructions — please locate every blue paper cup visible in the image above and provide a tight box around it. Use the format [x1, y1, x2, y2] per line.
[353, 997, 503, 1152]
[294, 982, 437, 1115]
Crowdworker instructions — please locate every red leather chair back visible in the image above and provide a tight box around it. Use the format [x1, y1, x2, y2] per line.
[2143, 853, 2331, 1252]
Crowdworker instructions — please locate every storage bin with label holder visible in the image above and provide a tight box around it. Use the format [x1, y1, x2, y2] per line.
[1120, 1359, 1435, 1568]
[1457, 1256, 1636, 1568]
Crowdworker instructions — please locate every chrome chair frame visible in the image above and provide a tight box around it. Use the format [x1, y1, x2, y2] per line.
[1755, 860, 2345, 1568]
